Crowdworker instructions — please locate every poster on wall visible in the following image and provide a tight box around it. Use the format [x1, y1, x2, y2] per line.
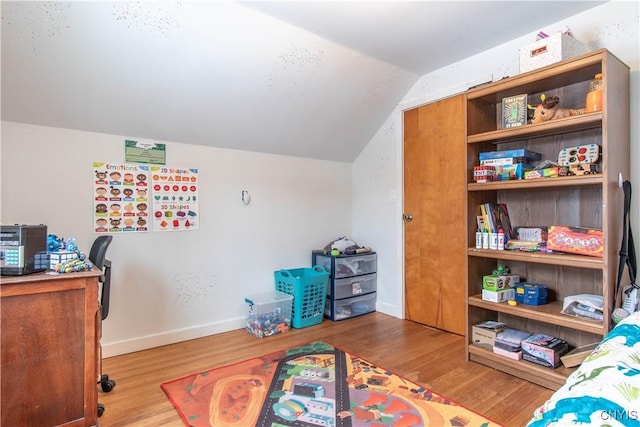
[150, 166, 199, 232]
[93, 162, 150, 233]
[124, 139, 166, 165]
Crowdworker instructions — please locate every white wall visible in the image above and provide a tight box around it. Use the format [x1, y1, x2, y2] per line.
[2, 1, 637, 356]
[0, 122, 352, 356]
[353, 1, 640, 318]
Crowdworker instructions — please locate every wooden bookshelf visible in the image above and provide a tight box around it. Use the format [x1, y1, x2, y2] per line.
[464, 49, 630, 390]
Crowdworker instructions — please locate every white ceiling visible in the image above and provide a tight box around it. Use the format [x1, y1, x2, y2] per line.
[1, 1, 605, 162]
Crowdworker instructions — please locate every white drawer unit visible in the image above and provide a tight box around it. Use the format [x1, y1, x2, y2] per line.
[312, 251, 377, 321]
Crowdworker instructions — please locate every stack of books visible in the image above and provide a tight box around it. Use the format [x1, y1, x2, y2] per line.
[493, 328, 532, 360]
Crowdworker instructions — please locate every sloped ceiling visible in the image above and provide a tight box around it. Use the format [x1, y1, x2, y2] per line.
[1, 1, 604, 162]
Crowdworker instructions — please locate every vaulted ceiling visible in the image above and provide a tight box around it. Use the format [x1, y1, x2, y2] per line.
[1, 1, 605, 162]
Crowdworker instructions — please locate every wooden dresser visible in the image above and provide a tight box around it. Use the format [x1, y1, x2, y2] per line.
[1, 269, 102, 427]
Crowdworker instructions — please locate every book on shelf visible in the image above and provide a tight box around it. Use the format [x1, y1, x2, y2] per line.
[501, 94, 528, 129]
[479, 204, 493, 232]
[478, 202, 515, 240]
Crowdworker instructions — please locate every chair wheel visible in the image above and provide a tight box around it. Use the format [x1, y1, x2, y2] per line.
[99, 374, 116, 392]
[98, 403, 105, 417]
[101, 379, 116, 392]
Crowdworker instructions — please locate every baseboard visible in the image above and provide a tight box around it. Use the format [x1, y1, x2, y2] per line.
[104, 305, 402, 357]
[376, 301, 402, 319]
[102, 316, 246, 357]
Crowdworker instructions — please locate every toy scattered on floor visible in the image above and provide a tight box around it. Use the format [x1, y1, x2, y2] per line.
[529, 94, 586, 124]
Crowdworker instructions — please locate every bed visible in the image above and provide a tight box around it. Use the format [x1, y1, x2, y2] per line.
[527, 310, 640, 426]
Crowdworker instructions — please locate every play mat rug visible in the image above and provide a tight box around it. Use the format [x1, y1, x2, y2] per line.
[161, 341, 499, 426]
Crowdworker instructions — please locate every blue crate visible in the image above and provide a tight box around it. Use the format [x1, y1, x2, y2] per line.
[274, 265, 329, 328]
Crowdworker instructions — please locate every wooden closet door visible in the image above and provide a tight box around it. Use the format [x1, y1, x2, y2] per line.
[403, 94, 466, 335]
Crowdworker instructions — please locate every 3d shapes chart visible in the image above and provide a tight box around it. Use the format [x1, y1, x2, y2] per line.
[93, 162, 150, 233]
[150, 166, 199, 232]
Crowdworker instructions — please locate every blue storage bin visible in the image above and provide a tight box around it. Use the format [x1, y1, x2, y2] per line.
[274, 265, 329, 328]
[515, 282, 548, 305]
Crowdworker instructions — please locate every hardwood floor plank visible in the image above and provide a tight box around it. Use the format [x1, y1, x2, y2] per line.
[98, 312, 553, 426]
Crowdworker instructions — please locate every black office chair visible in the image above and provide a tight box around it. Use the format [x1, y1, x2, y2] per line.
[88, 235, 115, 417]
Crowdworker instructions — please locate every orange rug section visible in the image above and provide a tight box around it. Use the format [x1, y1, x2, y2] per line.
[161, 341, 501, 427]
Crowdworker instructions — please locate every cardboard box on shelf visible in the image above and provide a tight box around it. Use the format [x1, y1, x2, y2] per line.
[472, 321, 507, 350]
[547, 225, 604, 258]
[482, 288, 515, 303]
[482, 275, 520, 292]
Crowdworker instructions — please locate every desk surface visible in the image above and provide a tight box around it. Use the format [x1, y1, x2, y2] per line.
[1, 268, 102, 285]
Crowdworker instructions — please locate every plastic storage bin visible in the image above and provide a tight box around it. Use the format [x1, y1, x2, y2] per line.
[331, 273, 377, 299]
[312, 251, 377, 322]
[244, 291, 293, 338]
[274, 265, 329, 328]
[314, 253, 377, 279]
[325, 293, 377, 321]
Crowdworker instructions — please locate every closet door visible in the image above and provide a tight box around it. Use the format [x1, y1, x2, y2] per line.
[403, 94, 466, 335]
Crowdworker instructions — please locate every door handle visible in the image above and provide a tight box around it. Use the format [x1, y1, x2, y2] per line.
[402, 213, 413, 223]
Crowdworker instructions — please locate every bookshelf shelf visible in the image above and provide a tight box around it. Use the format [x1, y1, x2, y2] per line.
[466, 112, 602, 145]
[468, 248, 603, 270]
[468, 296, 605, 335]
[468, 345, 573, 390]
[464, 49, 630, 390]
[468, 174, 601, 191]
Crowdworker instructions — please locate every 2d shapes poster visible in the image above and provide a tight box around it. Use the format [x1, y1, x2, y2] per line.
[93, 162, 150, 233]
[150, 166, 199, 232]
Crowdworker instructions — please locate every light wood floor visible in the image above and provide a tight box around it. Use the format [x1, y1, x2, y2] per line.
[98, 312, 553, 426]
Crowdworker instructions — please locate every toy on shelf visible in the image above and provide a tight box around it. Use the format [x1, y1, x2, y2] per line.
[529, 94, 586, 124]
[566, 164, 598, 176]
[558, 144, 600, 165]
[558, 144, 600, 176]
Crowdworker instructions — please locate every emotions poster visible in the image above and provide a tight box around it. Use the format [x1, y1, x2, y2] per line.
[93, 162, 150, 233]
[150, 166, 199, 232]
